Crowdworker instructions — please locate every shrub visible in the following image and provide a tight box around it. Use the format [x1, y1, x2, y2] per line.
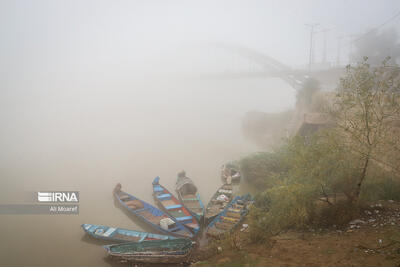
[239, 146, 291, 191]
[249, 183, 318, 241]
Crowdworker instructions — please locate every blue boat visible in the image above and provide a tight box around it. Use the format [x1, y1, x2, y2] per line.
[81, 223, 176, 242]
[152, 177, 200, 234]
[175, 171, 205, 221]
[114, 184, 193, 238]
[206, 194, 251, 238]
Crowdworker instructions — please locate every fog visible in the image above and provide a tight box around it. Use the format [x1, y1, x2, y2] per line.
[1, 1, 400, 266]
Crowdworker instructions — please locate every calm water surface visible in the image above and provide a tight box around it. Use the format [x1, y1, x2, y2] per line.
[0, 77, 295, 266]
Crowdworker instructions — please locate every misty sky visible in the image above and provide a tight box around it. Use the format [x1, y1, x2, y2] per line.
[1, 0, 400, 157]
[1, 0, 400, 76]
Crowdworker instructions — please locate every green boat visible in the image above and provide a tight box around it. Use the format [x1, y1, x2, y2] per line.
[104, 238, 194, 264]
[175, 171, 205, 221]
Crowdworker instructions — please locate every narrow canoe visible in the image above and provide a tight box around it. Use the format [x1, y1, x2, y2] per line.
[104, 238, 194, 264]
[81, 223, 176, 243]
[205, 184, 233, 224]
[152, 176, 200, 234]
[175, 172, 205, 221]
[114, 184, 193, 239]
[206, 194, 251, 238]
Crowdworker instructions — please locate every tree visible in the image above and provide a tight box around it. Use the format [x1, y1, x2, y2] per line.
[330, 58, 400, 202]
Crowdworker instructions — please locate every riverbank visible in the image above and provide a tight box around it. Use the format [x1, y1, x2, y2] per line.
[190, 200, 400, 266]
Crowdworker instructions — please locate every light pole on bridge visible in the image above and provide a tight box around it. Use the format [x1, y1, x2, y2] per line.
[306, 23, 319, 74]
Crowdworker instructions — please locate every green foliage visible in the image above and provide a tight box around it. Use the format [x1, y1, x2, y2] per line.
[246, 128, 400, 239]
[244, 59, 400, 241]
[331, 58, 400, 200]
[286, 132, 362, 201]
[247, 132, 361, 240]
[333, 58, 400, 155]
[239, 149, 290, 190]
[250, 183, 317, 237]
[242, 130, 362, 200]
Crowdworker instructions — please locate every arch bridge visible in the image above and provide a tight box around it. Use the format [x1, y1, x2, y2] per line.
[192, 43, 342, 91]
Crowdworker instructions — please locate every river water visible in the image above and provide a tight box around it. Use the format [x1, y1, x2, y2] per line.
[0, 77, 295, 266]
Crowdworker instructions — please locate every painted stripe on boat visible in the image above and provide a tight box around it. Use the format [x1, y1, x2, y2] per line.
[103, 227, 116, 237]
[165, 204, 182, 210]
[176, 216, 192, 221]
[157, 193, 171, 199]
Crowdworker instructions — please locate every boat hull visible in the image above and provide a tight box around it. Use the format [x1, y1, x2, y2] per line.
[205, 184, 233, 225]
[152, 177, 200, 234]
[114, 184, 193, 238]
[81, 223, 176, 243]
[104, 238, 194, 264]
[206, 194, 251, 238]
[108, 252, 192, 264]
[175, 176, 205, 221]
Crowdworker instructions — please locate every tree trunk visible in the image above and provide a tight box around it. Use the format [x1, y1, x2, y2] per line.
[353, 155, 369, 203]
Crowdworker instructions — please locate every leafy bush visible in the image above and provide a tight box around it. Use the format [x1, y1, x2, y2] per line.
[239, 147, 291, 190]
[243, 60, 400, 241]
[246, 131, 368, 239]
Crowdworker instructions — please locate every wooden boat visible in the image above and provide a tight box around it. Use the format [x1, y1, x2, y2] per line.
[175, 171, 205, 221]
[206, 194, 251, 238]
[103, 238, 194, 264]
[221, 162, 241, 184]
[114, 184, 193, 238]
[81, 223, 176, 243]
[152, 177, 200, 234]
[205, 184, 233, 223]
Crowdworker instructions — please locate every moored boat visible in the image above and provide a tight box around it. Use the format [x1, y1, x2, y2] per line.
[103, 238, 194, 264]
[221, 162, 241, 184]
[205, 184, 233, 224]
[152, 176, 200, 234]
[175, 171, 205, 221]
[114, 184, 193, 238]
[81, 223, 176, 243]
[206, 194, 251, 238]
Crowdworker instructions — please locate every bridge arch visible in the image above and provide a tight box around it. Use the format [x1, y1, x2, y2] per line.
[199, 43, 306, 90]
